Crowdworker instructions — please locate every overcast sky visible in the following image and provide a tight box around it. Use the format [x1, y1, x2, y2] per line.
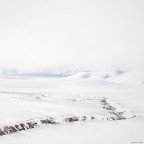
[0, 0, 144, 70]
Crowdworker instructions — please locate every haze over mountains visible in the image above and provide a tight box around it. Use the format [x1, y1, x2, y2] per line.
[0, 67, 126, 77]
[0, 67, 143, 85]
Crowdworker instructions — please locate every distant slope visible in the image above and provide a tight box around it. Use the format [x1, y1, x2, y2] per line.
[65, 69, 126, 81]
[0, 67, 144, 85]
[65, 69, 144, 85]
[65, 72, 92, 79]
[109, 69, 144, 85]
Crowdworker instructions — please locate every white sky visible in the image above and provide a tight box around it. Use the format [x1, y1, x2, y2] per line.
[0, 0, 144, 70]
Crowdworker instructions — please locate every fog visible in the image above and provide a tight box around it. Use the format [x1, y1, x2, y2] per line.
[0, 0, 144, 71]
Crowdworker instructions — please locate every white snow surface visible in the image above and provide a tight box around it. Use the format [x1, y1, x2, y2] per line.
[0, 72, 144, 144]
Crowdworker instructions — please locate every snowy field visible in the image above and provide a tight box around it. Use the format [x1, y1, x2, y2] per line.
[0, 72, 144, 144]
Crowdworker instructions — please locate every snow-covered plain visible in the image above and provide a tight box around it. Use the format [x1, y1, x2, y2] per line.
[0, 70, 144, 144]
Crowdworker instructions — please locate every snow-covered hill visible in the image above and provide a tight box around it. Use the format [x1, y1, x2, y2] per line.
[65, 69, 144, 86]
[109, 69, 144, 85]
[0, 67, 144, 86]
[65, 69, 125, 81]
